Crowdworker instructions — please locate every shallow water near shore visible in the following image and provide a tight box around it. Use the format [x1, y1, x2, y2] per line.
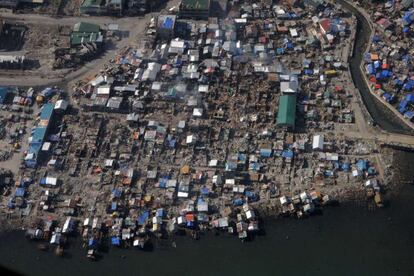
[2, 2, 414, 276]
[1, 180, 414, 276]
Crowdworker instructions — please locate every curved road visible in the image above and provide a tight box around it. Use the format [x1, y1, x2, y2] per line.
[337, 0, 414, 136]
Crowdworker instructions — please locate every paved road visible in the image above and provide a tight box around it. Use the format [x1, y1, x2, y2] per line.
[0, 0, 181, 88]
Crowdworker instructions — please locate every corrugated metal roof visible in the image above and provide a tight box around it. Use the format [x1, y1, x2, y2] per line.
[74, 22, 100, 33]
[277, 95, 296, 128]
[181, 0, 210, 10]
[40, 103, 54, 120]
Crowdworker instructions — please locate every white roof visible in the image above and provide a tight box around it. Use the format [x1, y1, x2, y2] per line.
[218, 217, 229, 227]
[289, 28, 298, 37]
[177, 192, 189, 198]
[280, 196, 289, 205]
[246, 210, 255, 219]
[177, 216, 186, 224]
[170, 39, 185, 48]
[142, 63, 161, 81]
[186, 135, 194, 144]
[167, 179, 177, 188]
[312, 135, 324, 150]
[54, 99, 68, 110]
[105, 159, 114, 167]
[197, 201, 208, 212]
[97, 86, 111, 95]
[209, 159, 218, 167]
[281, 81, 298, 93]
[193, 108, 203, 117]
[326, 152, 339, 161]
[178, 120, 186, 129]
[45, 177, 57, 186]
[41, 142, 51, 151]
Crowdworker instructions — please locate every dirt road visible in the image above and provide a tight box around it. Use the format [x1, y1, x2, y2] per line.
[0, 0, 181, 88]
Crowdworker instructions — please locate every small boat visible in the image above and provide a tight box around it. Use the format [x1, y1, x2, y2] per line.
[191, 230, 199, 240]
[133, 236, 149, 249]
[25, 229, 44, 240]
[55, 246, 64, 257]
[37, 244, 48, 251]
[87, 249, 96, 261]
[374, 192, 384, 208]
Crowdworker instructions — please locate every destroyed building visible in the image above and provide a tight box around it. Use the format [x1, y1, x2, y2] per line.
[54, 22, 104, 69]
[0, 0, 19, 9]
[157, 15, 176, 41]
[179, 0, 211, 20]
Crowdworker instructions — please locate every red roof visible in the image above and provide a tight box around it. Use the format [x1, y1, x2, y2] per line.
[186, 213, 195, 221]
[319, 19, 331, 33]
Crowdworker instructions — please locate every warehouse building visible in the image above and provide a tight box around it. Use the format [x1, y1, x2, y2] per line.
[277, 95, 297, 130]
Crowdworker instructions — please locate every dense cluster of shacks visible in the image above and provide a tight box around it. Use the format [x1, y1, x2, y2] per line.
[360, 0, 414, 123]
[0, 0, 386, 258]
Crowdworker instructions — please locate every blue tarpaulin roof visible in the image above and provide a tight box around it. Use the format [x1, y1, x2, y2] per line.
[138, 211, 149, 225]
[40, 103, 54, 120]
[169, 139, 176, 148]
[88, 238, 97, 247]
[406, 94, 414, 102]
[159, 177, 168, 188]
[200, 186, 209, 195]
[250, 162, 260, 171]
[112, 189, 122, 198]
[31, 127, 47, 143]
[404, 110, 414, 119]
[380, 70, 392, 78]
[372, 35, 381, 42]
[357, 159, 367, 171]
[260, 149, 272, 157]
[324, 170, 334, 177]
[383, 93, 394, 102]
[342, 163, 350, 171]
[403, 10, 414, 25]
[225, 162, 237, 170]
[233, 198, 244, 206]
[368, 167, 376, 175]
[156, 208, 164, 217]
[15, 188, 25, 197]
[367, 64, 375, 75]
[111, 202, 117, 211]
[111, 237, 120, 246]
[40, 87, 55, 97]
[395, 79, 403, 86]
[399, 100, 409, 113]
[0, 87, 11, 104]
[282, 150, 294, 158]
[162, 17, 175, 29]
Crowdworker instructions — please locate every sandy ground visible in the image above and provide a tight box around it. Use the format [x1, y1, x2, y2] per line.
[0, 0, 182, 87]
